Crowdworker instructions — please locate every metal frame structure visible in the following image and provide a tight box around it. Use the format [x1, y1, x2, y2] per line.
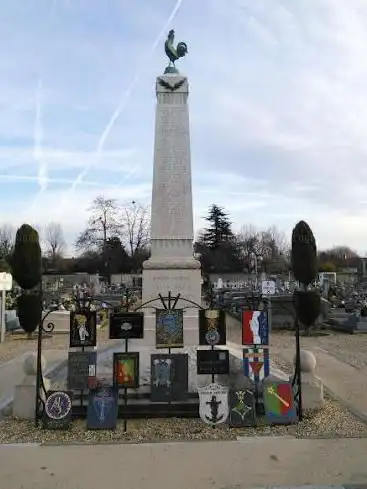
[35, 288, 303, 429]
[35, 291, 205, 428]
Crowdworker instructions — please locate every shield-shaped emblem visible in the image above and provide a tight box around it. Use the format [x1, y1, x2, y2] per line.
[198, 383, 229, 426]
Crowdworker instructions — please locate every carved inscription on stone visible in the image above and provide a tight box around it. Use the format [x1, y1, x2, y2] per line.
[151, 104, 193, 239]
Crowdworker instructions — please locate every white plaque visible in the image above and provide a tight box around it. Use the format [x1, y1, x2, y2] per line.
[261, 280, 275, 296]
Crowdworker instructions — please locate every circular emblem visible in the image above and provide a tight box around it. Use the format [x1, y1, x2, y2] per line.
[205, 329, 220, 345]
[45, 391, 72, 420]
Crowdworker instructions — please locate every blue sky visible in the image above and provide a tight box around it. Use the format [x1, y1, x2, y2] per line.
[1, 0, 367, 255]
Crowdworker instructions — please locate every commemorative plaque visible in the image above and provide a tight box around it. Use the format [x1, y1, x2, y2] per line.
[199, 309, 226, 346]
[109, 312, 144, 339]
[43, 390, 73, 430]
[67, 351, 97, 390]
[263, 381, 298, 425]
[156, 309, 184, 348]
[150, 354, 188, 402]
[113, 352, 140, 388]
[87, 386, 119, 430]
[69, 310, 97, 348]
[228, 389, 256, 427]
[197, 349, 230, 375]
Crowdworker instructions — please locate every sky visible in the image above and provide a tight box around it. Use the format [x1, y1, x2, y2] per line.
[1, 0, 367, 256]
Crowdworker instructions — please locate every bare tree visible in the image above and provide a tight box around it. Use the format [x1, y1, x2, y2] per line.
[75, 196, 123, 252]
[237, 225, 262, 272]
[121, 201, 150, 256]
[264, 225, 290, 257]
[44, 222, 66, 262]
[0, 224, 15, 258]
[237, 223, 290, 272]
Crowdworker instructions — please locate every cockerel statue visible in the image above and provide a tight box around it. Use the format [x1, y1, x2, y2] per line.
[164, 29, 188, 72]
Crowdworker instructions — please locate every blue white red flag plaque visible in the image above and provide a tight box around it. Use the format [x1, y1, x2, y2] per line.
[243, 347, 270, 383]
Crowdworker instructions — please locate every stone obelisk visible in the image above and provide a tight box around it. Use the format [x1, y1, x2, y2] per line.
[141, 30, 201, 346]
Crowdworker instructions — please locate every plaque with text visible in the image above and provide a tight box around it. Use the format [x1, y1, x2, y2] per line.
[199, 309, 226, 346]
[43, 391, 73, 430]
[67, 351, 97, 390]
[228, 389, 256, 427]
[197, 349, 230, 375]
[69, 310, 97, 348]
[87, 386, 118, 430]
[109, 312, 144, 339]
[150, 353, 188, 402]
[156, 309, 184, 348]
[113, 352, 140, 388]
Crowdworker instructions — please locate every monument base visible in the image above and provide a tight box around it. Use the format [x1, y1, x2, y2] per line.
[139, 267, 202, 348]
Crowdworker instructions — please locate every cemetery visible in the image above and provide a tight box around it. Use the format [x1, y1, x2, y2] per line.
[0, 29, 367, 446]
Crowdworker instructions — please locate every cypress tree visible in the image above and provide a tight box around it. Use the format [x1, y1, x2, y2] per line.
[11, 224, 42, 289]
[291, 221, 321, 333]
[291, 221, 317, 286]
[10, 224, 42, 334]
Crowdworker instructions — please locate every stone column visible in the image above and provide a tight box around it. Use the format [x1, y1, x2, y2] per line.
[139, 73, 201, 347]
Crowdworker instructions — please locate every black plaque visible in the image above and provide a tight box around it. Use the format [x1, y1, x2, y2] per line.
[228, 389, 256, 427]
[199, 309, 226, 346]
[197, 349, 230, 375]
[69, 310, 97, 348]
[87, 386, 118, 430]
[156, 309, 184, 348]
[67, 351, 97, 390]
[151, 354, 188, 402]
[109, 312, 144, 339]
[43, 391, 73, 430]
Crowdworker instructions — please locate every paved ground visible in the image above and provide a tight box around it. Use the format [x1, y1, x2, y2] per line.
[1, 437, 367, 489]
[274, 347, 367, 423]
[0, 326, 113, 364]
[271, 331, 367, 372]
[0, 350, 67, 415]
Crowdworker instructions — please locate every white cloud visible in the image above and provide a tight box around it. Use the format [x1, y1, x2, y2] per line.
[1, 0, 367, 255]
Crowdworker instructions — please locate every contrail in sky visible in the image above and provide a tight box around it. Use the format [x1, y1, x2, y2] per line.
[25, 78, 47, 218]
[24, 0, 59, 217]
[34, 79, 47, 191]
[59, 0, 185, 209]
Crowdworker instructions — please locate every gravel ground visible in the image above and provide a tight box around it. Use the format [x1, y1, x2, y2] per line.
[0, 326, 114, 365]
[0, 395, 366, 444]
[1, 328, 367, 444]
[271, 330, 367, 372]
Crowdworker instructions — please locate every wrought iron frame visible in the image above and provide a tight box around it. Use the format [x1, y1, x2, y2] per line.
[35, 290, 205, 427]
[242, 293, 303, 421]
[35, 287, 303, 429]
[35, 289, 129, 427]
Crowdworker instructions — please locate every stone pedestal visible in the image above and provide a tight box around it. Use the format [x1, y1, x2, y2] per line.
[293, 349, 324, 412]
[140, 72, 201, 348]
[13, 353, 51, 420]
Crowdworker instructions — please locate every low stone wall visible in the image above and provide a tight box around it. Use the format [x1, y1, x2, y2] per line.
[225, 312, 242, 344]
[226, 295, 330, 331]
